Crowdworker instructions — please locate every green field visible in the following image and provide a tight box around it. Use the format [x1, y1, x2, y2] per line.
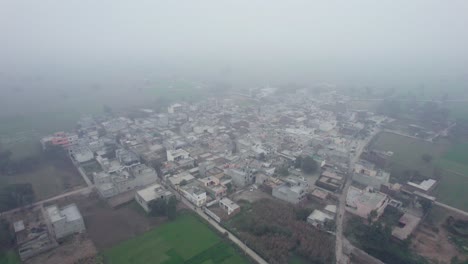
[103, 214, 248, 264]
[442, 142, 468, 165]
[434, 170, 468, 211]
[370, 132, 468, 211]
[0, 250, 20, 264]
[370, 132, 449, 177]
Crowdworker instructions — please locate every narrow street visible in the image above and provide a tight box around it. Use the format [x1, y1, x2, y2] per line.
[335, 128, 381, 264]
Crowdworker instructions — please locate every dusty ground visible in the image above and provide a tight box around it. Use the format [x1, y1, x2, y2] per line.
[230, 188, 273, 203]
[411, 205, 468, 264]
[25, 233, 97, 264]
[0, 157, 85, 201]
[71, 193, 167, 250]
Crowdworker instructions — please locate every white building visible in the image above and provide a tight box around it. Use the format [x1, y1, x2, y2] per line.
[168, 172, 195, 187]
[346, 186, 389, 219]
[307, 210, 334, 228]
[135, 183, 173, 213]
[168, 103, 183, 114]
[69, 145, 94, 163]
[167, 149, 190, 162]
[181, 185, 206, 207]
[219, 198, 240, 215]
[46, 204, 85, 239]
[94, 164, 158, 198]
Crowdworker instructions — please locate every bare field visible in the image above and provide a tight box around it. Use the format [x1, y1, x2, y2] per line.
[73, 193, 167, 250]
[231, 188, 273, 203]
[25, 234, 97, 264]
[411, 206, 468, 263]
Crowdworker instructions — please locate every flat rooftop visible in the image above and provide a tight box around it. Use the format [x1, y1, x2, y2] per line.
[346, 186, 387, 209]
[392, 213, 421, 240]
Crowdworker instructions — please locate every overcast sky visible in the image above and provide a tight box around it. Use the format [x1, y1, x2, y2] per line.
[1, 0, 468, 90]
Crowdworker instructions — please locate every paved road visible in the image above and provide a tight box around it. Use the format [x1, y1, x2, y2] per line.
[0, 186, 94, 217]
[168, 185, 268, 264]
[335, 128, 381, 264]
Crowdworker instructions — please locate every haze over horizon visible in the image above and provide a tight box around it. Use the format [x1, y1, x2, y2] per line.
[1, 0, 468, 114]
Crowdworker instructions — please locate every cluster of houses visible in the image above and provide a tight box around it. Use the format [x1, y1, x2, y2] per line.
[36, 88, 439, 245]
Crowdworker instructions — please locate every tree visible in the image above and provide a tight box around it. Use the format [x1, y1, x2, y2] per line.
[301, 156, 318, 174]
[226, 183, 233, 194]
[149, 199, 167, 216]
[421, 154, 433, 163]
[295, 208, 312, 221]
[149, 160, 163, 179]
[0, 219, 13, 247]
[180, 179, 188, 186]
[419, 199, 432, 215]
[368, 209, 378, 223]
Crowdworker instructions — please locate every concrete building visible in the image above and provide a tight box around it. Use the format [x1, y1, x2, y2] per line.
[168, 172, 195, 187]
[346, 186, 389, 219]
[116, 149, 140, 166]
[392, 212, 422, 240]
[307, 210, 334, 228]
[167, 149, 190, 162]
[40, 132, 78, 150]
[14, 213, 57, 261]
[69, 145, 94, 163]
[316, 170, 345, 192]
[94, 164, 158, 198]
[168, 103, 183, 114]
[404, 179, 437, 195]
[46, 204, 85, 240]
[219, 198, 240, 215]
[135, 183, 173, 213]
[272, 179, 307, 204]
[181, 185, 207, 207]
[352, 161, 390, 189]
[225, 169, 254, 188]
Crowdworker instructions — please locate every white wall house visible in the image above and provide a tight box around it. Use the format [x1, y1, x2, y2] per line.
[181, 186, 207, 207]
[135, 183, 173, 213]
[219, 198, 240, 215]
[167, 149, 190, 162]
[46, 204, 85, 240]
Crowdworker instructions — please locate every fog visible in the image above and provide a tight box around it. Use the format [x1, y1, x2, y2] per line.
[1, 0, 468, 116]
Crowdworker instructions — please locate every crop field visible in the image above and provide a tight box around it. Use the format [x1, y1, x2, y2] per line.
[369, 132, 449, 176]
[435, 170, 468, 213]
[370, 132, 468, 211]
[103, 213, 248, 264]
[440, 142, 468, 170]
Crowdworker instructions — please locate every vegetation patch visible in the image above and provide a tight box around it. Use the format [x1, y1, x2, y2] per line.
[225, 198, 334, 264]
[103, 213, 248, 264]
[434, 171, 468, 211]
[345, 216, 427, 264]
[443, 142, 468, 165]
[0, 250, 20, 264]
